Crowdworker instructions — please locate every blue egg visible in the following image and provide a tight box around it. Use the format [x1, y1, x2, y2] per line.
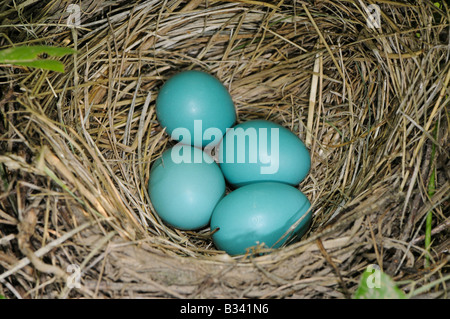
[218, 120, 310, 187]
[210, 182, 311, 255]
[156, 70, 236, 148]
[148, 145, 225, 230]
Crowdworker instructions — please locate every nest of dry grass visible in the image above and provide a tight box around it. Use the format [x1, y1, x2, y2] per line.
[0, 0, 449, 299]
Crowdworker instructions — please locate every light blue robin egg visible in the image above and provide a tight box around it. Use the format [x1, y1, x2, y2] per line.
[218, 120, 310, 187]
[156, 70, 236, 148]
[210, 182, 311, 255]
[148, 145, 225, 230]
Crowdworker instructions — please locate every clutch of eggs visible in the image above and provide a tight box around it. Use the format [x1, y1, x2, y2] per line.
[149, 70, 312, 255]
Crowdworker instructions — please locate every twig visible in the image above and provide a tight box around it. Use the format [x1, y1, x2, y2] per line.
[316, 238, 350, 298]
[0, 221, 94, 282]
[412, 218, 450, 244]
[408, 268, 450, 298]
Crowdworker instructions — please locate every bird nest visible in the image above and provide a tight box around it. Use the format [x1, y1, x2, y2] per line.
[0, 0, 449, 299]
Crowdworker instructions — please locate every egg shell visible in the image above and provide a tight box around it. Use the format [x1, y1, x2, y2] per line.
[156, 70, 236, 148]
[148, 145, 225, 230]
[210, 182, 311, 255]
[218, 120, 310, 187]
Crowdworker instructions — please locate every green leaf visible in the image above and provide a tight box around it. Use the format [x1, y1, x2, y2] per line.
[0, 294, 6, 299]
[0, 45, 76, 61]
[0, 45, 76, 73]
[12, 60, 66, 73]
[353, 265, 406, 299]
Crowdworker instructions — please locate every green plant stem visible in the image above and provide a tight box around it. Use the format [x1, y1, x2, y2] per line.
[425, 123, 438, 268]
